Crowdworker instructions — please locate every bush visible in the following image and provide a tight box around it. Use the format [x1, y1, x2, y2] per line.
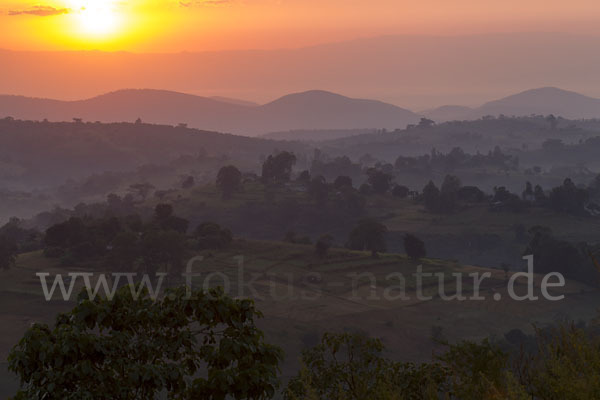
[404, 234, 426, 260]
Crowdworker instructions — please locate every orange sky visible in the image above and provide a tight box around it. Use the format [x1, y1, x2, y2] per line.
[1, 0, 600, 52]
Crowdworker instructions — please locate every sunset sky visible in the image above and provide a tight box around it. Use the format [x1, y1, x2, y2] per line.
[1, 0, 600, 52]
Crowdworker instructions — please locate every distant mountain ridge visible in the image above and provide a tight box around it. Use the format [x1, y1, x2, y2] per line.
[3, 87, 600, 140]
[424, 87, 600, 122]
[3, 33, 600, 109]
[0, 89, 420, 136]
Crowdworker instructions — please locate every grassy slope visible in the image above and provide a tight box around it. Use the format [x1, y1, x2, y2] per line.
[2, 240, 598, 395]
[146, 182, 600, 269]
[150, 182, 600, 242]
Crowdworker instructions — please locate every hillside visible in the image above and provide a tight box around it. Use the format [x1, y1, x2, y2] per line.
[262, 128, 379, 142]
[0, 89, 420, 136]
[425, 87, 600, 122]
[0, 118, 307, 188]
[477, 87, 600, 119]
[320, 116, 600, 160]
[257, 90, 419, 132]
[1, 241, 598, 397]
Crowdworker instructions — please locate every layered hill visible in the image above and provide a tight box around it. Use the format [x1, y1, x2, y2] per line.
[3, 33, 600, 109]
[0, 89, 420, 136]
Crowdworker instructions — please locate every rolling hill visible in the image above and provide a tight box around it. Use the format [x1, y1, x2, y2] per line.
[477, 87, 600, 119]
[425, 87, 600, 122]
[0, 89, 420, 136]
[3, 33, 600, 110]
[1, 240, 598, 397]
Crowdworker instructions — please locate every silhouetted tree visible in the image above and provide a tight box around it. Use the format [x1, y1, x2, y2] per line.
[308, 176, 329, 206]
[334, 188, 367, 215]
[366, 168, 392, 195]
[154, 204, 189, 234]
[44, 217, 86, 253]
[391, 185, 409, 198]
[315, 234, 333, 258]
[457, 186, 485, 203]
[548, 178, 589, 215]
[0, 234, 18, 270]
[404, 234, 426, 260]
[141, 230, 187, 276]
[108, 231, 140, 271]
[439, 175, 461, 212]
[418, 117, 435, 127]
[217, 165, 242, 199]
[493, 186, 512, 202]
[441, 175, 461, 195]
[334, 176, 353, 189]
[8, 287, 282, 400]
[194, 222, 233, 250]
[546, 114, 558, 130]
[0, 218, 42, 253]
[422, 181, 441, 212]
[522, 182, 534, 201]
[261, 151, 296, 184]
[524, 227, 593, 282]
[534, 184, 547, 204]
[346, 219, 387, 257]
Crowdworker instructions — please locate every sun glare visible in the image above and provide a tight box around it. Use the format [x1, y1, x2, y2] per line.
[70, 0, 122, 37]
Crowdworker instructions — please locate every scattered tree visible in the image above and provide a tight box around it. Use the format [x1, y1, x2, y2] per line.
[418, 117, 435, 128]
[334, 175, 353, 190]
[217, 165, 242, 199]
[194, 222, 233, 250]
[548, 178, 589, 215]
[422, 180, 441, 212]
[391, 184, 409, 198]
[315, 234, 333, 258]
[0, 234, 18, 270]
[366, 168, 393, 195]
[404, 233, 426, 260]
[308, 176, 329, 205]
[346, 219, 388, 257]
[262, 152, 297, 184]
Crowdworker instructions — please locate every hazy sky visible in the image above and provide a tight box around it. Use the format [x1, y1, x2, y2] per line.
[1, 1, 600, 108]
[1, 0, 600, 52]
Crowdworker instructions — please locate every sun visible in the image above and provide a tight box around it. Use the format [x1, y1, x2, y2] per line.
[70, 0, 122, 37]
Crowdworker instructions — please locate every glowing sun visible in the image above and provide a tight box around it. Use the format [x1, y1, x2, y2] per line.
[71, 0, 122, 36]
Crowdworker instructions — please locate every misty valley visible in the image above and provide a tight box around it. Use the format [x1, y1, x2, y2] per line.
[1, 86, 600, 398]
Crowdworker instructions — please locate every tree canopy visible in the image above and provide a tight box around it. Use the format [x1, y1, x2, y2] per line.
[261, 152, 297, 185]
[217, 165, 243, 199]
[346, 219, 388, 257]
[8, 286, 283, 400]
